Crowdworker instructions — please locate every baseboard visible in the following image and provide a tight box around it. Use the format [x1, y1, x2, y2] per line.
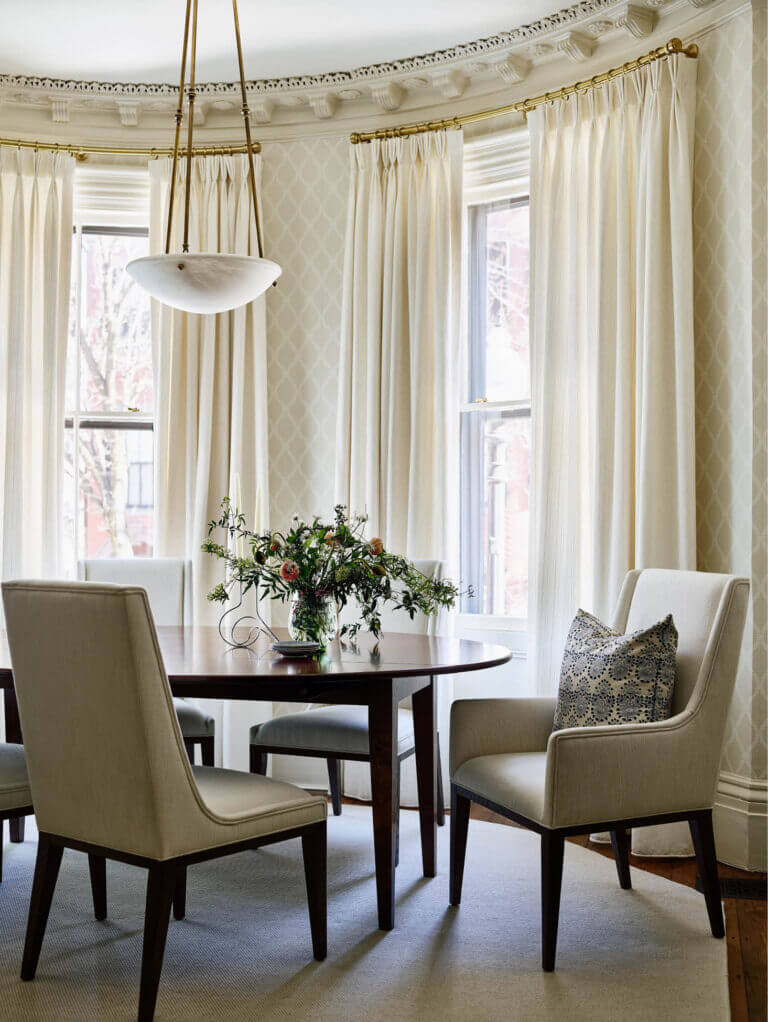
[714, 771, 768, 871]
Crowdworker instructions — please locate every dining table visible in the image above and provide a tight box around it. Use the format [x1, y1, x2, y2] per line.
[0, 625, 511, 931]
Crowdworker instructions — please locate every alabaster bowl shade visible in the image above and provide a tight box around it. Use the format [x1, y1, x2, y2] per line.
[126, 253, 282, 314]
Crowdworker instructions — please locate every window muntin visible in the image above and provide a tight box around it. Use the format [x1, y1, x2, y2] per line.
[64, 225, 154, 562]
[461, 196, 530, 618]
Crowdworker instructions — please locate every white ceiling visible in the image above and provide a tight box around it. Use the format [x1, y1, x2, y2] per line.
[0, 0, 567, 83]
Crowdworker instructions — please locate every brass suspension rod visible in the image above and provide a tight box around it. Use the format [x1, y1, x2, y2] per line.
[165, 0, 193, 253]
[350, 37, 698, 144]
[0, 137, 261, 160]
[232, 0, 265, 258]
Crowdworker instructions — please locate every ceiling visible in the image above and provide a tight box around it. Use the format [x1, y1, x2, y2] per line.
[0, 0, 569, 83]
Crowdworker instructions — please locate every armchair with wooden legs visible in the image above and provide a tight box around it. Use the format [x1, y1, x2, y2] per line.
[448, 569, 749, 971]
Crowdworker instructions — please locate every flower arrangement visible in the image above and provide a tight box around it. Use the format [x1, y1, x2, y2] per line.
[202, 500, 467, 647]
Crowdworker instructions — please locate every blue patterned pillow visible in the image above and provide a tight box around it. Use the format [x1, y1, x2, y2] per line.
[553, 609, 678, 731]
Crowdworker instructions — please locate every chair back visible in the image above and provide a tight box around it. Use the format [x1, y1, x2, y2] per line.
[77, 558, 190, 627]
[2, 580, 203, 859]
[612, 569, 749, 792]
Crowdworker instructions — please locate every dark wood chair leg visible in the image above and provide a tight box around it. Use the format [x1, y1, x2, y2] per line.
[21, 834, 64, 981]
[610, 829, 632, 890]
[436, 733, 445, 827]
[138, 862, 177, 1022]
[88, 854, 107, 920]
[199, 736, 215, 767]
[183, 738, 196, 765]
[689, 810, 725, 938]
[368, 683, 398, 930]
[10, 816, 25, 843]
[249, 746, 268, 775]
[412, 678, 437, 878]
[541, 830, 565, 972]
[0, 820, 3, 883]
[301, 821, 327, 961]
[173, 867, 187, 921]
[449, 785, 471, 906]
[327, 758, 342, 816]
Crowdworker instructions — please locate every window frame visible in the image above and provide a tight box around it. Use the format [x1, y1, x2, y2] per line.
[66, 221, 154, 563]
[459, 192, 531, 629]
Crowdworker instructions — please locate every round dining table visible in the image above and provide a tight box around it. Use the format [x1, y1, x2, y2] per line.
[0, 626, 511, 931]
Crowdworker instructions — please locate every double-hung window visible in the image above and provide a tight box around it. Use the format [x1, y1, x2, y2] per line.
[63, 222, 154, 565]
[460, 195, 530, 620]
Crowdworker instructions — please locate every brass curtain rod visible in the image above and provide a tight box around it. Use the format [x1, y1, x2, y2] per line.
[350, 36, 698, 144]
[0, 137, 260, 162]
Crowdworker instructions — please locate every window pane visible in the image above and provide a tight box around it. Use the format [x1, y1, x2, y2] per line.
[483, 203, 530, 403]
[461, 411, 529, 617]
[79, 232, 153, 413]
[76, 428, 154, 558]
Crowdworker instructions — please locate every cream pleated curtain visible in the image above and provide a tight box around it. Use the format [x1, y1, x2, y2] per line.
[0, 148, 74, 599]
[528, 55, 697, 854]
[149, 155, 269, 768]
[334, 131, 463, 805]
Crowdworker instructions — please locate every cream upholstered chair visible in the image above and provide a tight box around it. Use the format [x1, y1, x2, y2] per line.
[0, 743, 33, 883]
[2, 581, 327, 1022]
[78, 558, 215, 765]
[449, 569, 749, 971]
[249, 559, 446, 831]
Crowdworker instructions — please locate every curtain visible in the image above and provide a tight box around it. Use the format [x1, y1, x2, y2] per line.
[149, 155, 269, 769]
[334, 131, 463, 805]
[528, 55, 697, 855]
[0, 148, 74, 591]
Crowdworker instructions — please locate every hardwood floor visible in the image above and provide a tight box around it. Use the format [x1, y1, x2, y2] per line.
[468, 801, 767, 1022]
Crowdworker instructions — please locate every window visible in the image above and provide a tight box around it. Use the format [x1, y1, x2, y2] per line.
[63, 226, 154, 564]
[461, 196, 530, 618]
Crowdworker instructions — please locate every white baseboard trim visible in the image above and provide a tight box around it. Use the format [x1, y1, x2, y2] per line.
[714, 771, 767, 871]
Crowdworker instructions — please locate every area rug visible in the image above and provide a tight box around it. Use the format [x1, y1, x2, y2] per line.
[0, 807, 729, 1021]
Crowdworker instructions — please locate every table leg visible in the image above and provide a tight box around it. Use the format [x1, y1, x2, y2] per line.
[368, 681, 397, 930]
[412, 676, 436, 878]
[5, 687, 25, 842]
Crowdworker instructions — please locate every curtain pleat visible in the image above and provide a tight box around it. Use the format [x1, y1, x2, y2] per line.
[528, 54, 697, 855]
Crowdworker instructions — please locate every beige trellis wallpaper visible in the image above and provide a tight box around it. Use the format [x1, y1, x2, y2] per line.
[258, 5, 766, 859]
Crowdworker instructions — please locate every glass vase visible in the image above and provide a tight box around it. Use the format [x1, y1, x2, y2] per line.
[288, 592, 338, 647]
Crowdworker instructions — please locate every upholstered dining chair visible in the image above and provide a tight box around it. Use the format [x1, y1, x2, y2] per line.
[0, 743, 33, 883]
[2, 580, 327, 1022]
[248, 559, 446, 835]
[78, 558, 215, 766]
[449, 569, 749, 971]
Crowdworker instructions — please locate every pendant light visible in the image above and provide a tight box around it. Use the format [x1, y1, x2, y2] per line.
[127, 0, 281, 313]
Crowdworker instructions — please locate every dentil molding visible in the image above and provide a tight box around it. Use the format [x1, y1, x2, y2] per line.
[0, 0, 729, 132]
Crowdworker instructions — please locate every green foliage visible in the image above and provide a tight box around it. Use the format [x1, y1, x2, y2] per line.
[202, 500, 471, 641]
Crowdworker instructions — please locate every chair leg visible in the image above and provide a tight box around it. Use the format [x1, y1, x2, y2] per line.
[436, 734, 446, 827]
[327, 758, 342, 816]
[138, 862, 177, 1022]
[249, 746, 268, 775]
[689, 810, 725, 938]
[0, 820, 3, 884]
[301, 821, 327, 961]
[183, 738, 196, 765]
[88, 854, 107, 920]
[199, 736, 215, 767]
[541, 830, 565, 972]
[394, 761, 401, 868]
[449, 785, 471, 906]
[173, 867, 187, 921]
[10, 816, 24, 843]
[610, 829, 632, 890]
[21, 834, 64, 981]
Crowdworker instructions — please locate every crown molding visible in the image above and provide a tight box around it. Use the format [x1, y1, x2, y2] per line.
[0, 0, 732, 135]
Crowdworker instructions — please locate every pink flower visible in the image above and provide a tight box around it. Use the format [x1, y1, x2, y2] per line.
[280, 560, 299, 582]
[369, 538, 384, 556]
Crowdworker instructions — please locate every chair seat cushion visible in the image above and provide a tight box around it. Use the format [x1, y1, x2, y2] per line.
[174, 699, 215, 738]
[250, 706, 415, 757]
[553, 609, 678, 730]
[192, 765, 326, 829]
[453, 752, 548, 825]
[0, 742, 32, 813]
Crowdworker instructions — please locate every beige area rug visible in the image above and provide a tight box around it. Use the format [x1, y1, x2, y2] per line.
[0, 806, 728, 1021]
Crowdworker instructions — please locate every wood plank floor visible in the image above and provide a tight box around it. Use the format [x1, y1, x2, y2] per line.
[468, 802, 767, 1022]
